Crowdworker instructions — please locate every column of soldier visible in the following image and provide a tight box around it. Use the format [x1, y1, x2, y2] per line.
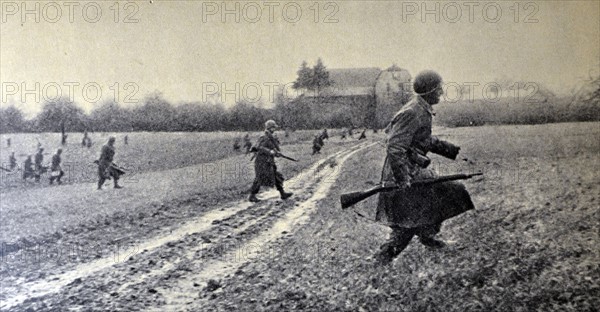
[2, 133, 127, 189]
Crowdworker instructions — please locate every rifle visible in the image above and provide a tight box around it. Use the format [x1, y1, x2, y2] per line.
[93, 160, 127, 175]
[0, 166, 11, 172]
[249, 147, 298, 162]
[340, 172, 482, 209]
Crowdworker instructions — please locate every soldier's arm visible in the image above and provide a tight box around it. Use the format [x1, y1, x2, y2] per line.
[386, 109, 419, 185]
[253, 136, 276, 156]
[428, 136, 460, 160]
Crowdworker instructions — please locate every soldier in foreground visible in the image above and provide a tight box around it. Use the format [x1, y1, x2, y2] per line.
[97, 137, 123, 190]
[49, 148, 64, 185]
[375, 70, 474, 264]
[248, 120, 293, 202]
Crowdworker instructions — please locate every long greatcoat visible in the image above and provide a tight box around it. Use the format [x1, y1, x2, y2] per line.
[376, 95, 474, 228]
[253, 131, 284, 187]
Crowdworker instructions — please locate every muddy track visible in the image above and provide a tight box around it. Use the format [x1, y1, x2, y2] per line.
[2, 142, 374, 311]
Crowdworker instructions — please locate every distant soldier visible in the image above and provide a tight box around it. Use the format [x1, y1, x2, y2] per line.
[62, 133, 68, 145]
[23, 155, 34, 180]
[9, 152, 17, 170]
[358, 129, 367, 140]
[233, 137, 241, 151]
[243, 133, 252, 154]
[82, 130, 89, 147]
[6, 138, 10, 148]
[284, 128, 290, 138]
[321, 129, 329, 141]
[248, 120, 293, 202]
[373, 128, 378, 134]
[49, 148, 64, 185]
[374, 70, 474, 264]
[340, 128, 347, 140]
[97, 137, 123, 190]
[34, 148, 45, 182]
[124, 135, 128, 145]
[312, 134, 323, 155]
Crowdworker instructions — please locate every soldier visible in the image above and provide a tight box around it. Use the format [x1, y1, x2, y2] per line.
[312, 134, 323, 155]
[248, 120, 293, 202]
[321, 129, 329, 140]
[23, 155, 34, 180]
[97, 136, 123, 190]
[124, 135, 128, 145]
[233, 137, 241, 151]
[243, 133, 252, 154]
[82, 130, 89, 147]
[9, 152, 17, 170]
[34, 148, 45, 182]
[6, 138, 10, 148]
[49, 148, 64, 185]
[374, 70, 474, 264]
[358, 129, 367, 140]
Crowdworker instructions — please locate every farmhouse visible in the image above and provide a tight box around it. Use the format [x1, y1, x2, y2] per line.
[295, 65, 412, 128]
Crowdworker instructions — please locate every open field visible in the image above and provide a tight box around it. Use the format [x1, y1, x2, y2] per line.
[0, 122, 598, 311]
[0, 130, 340, 190]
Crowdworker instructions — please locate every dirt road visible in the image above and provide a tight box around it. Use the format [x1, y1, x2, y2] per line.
[1, 140, 375, 311]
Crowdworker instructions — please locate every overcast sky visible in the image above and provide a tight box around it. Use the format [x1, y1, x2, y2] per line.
[1, 0, 598, 117]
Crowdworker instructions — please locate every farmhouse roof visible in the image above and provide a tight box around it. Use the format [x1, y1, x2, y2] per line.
[305, 67, 382, 97]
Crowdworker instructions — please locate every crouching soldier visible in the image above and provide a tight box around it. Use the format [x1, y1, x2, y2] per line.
[375, 70, 475, 264]
[49, 148, 64, 185]
[248, 120, 293, 202]
[97, 137, 123, 190]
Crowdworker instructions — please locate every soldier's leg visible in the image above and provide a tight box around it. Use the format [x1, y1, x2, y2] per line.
[57, 170, 64, 184]
[275, 172, 292, 200]
[375, 226, 415, 264]
[248, 178, 261, 202]
[112, 170, 122, 189]
[97, 167, 106, 189]
[417, 223, 445, 248]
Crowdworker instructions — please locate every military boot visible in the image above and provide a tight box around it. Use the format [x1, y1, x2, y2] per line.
[280, 191, 293, 200]
[419, 237, 446, 249]
[248, 194, 260, 203]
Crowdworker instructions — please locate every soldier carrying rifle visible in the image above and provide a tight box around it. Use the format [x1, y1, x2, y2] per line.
[97, 136, 123, 190]
[248, 120, 294, 202]
[373, 70, 475, 264]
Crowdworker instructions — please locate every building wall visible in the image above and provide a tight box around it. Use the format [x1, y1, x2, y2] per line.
[374, 69, 412, 128]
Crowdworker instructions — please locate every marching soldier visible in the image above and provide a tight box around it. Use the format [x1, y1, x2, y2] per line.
[23, 155, 34, 180]
[243, 133, 252, 154]
[9, 152, 17, 170]
[358, 129, 367, 140]
[233, 137, 241, 151]
[312, 134, 323, 155]
[248, 120, 293, 202]
[374, 70, 474, 264]
[34, 148, 45, 182]
[49, 148, 64, 185]
[97, 136, 123, 190]
[321, 129, 329, 140]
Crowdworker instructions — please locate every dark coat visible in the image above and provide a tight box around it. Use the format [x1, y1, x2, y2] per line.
[253, 131, 284, 187]
[98, 144, 116, 178]
[51, 154, 61, 171]
[376, 95, 474, 228]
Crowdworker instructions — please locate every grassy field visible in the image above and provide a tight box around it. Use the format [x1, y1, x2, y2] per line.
[434, 97, 599, 127]
[0, 129, 341, 190]
[1, 122, 598, 311]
